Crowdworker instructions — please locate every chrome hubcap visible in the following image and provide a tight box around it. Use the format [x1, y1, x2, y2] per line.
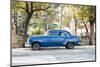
[33, 43, 39, 50]
[68, 43, 73, 48]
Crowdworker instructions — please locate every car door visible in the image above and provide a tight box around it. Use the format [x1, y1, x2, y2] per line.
[54, 32, 67, 46]
[44, 32, 61, 46]
[43, 36, 59, 46]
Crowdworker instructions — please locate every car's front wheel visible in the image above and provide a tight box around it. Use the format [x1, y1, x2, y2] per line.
[65, 42, 74, 49]
[32, 42, 40, 50]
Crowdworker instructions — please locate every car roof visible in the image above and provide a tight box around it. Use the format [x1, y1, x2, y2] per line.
[47, 30, 67, 33]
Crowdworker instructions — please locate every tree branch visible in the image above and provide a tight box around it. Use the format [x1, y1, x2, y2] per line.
[26, 2, 29, 14]
[33, 6, 50, 12]
[16, 6, 26, 11]
[31, 2, 33, 12]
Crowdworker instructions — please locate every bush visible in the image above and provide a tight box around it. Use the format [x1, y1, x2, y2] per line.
[31, 27, 45, 35]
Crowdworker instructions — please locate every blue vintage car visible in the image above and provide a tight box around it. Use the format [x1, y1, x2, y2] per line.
[28, 30, 81, 50]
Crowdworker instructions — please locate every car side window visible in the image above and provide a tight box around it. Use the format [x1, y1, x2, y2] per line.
[59, 32, 66, 36]
[64, 32, 71, 37]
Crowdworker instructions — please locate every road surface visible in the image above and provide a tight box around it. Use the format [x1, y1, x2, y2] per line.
[12, 45, 96, 66]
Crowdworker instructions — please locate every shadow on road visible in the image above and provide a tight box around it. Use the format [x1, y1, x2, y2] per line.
[31, 46, 95, 51]
[40, 47, 65, 50]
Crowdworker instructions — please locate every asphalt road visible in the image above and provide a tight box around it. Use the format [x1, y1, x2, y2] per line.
[12, 45, 96, 66]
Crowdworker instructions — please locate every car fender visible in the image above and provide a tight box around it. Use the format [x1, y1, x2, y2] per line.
[63, 38, 78, 45]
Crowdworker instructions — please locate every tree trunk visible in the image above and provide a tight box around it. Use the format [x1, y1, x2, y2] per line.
[75, 21, 77, 35]
[83, 22, 88, 36]
[74, 17, 77, 35]
[89, 17, 94, 45]
[22, 26, 28, 47]
[13, 9, 18, 34]
[22, 16, 31, 47]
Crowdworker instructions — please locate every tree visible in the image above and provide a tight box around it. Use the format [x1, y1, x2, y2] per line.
[76, 5, 96, 45]
[76, 6, 89, 36]
[12, 1, 51, 47]
[88, 7, 96, 45]
[64, 5, 96, 45]
[62, 5, 80, 35]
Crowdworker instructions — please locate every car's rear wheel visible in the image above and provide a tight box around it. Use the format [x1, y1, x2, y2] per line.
[32, 43, 40, 50]
[65, 42, 74, 49]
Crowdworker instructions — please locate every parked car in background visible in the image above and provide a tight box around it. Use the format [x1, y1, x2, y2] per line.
[28, 30, 81, 50]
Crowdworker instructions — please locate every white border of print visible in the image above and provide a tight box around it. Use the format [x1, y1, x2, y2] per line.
[17, 0, 96, 5]
[0, 0, 100, 67]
